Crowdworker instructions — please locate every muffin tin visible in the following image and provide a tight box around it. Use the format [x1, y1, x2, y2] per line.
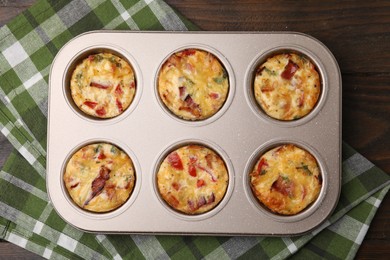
[47, 31, 341, 235]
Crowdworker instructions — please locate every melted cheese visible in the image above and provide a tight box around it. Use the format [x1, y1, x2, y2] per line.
[70, 53, 136, 118]
[157, 145, 229, 214]
[254, 53, 321, 120]
[158, 49, 229, 120]
[64, 143, 135, 212]
[250, 144, 322, 215]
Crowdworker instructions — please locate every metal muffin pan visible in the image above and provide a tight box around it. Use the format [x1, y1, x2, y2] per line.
[47, 31, 341, 235]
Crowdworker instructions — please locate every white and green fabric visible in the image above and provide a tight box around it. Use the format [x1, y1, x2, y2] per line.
[0, 0, 389, 259]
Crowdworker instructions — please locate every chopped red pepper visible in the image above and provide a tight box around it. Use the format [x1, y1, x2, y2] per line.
[90, 82, 110, 89]
[95, 107, 106, 116]
[83, 101, 98, 109]
[197, 179, 205, 188]
[116, 98, 123, 112]
[130, 81, 135, 88]
[172, 182, 180, 191]
[167, 152, 184, 170]
[298, 92, 305, 107]
[209, 92, 220, 99]
[257, 158, 268, 175]
[98, 152, 106, 160]
[168, 195, 179, 207]
[281, 60, 299, 80]
[188, 165, 197, 177]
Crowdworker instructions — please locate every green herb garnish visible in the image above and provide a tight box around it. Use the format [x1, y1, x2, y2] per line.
[94, 144, 102, 154]
[110, 146, 118, 154]
[94, 55, 103, 62]
[213, 77, 225, 84]
[296, 164, 313, 175]
[264, 67, 277, 76]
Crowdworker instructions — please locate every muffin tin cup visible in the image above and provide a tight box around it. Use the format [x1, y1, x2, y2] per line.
[62, 44, 143, 125]
[245, 45, 328, 127]
[243, 138, 328, 223]
[151, 138, 235, 221]
[47, 31, 341, 235]
[59, 138, 142, 220]
[154, 44, 235, 126]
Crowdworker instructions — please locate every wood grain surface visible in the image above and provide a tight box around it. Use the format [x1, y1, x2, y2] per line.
[0, 0, 389, 259]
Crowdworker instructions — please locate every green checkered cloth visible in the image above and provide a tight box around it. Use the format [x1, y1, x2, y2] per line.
[0, 0, 388, 259]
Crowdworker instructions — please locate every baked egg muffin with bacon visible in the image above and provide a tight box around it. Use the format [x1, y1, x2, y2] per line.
[64, 143, 135, 212]
[157, 144, 229, 214]
[70, 52, 136, 118]
[250, 144, 322, 215]
[158, 49, 229, 120]
[254, 53, 321, 120]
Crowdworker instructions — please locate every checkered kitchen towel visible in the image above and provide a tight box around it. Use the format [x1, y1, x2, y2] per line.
[0, 0, 389, 259]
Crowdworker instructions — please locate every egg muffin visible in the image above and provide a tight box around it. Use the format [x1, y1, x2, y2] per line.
[158, 49, 229, 120]
[254, 53, 321, 120]
[250, 144, 322, 215]
[64, 143, 135, 212]
[157, 144, 229, 214]
[70, 52, 136, 118]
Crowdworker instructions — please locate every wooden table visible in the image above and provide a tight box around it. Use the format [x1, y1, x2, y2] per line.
[0, 1, 388, 259]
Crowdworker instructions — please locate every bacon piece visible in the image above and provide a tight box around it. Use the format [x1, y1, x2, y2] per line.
[91, 178, 106, 197]
[179, 95, 201, 117]
[90, 82, 110, 89]
[196, 164, 217, 182]
[207, 193, 215, 204]
[85, 166, 111, 206]
[301, 186, 307, 200]
[197, 179, 205, 188]
[130, 81, 135, 88]
[99, 166, 111, 180]
[256, 66, 265, 75]
[88, 55, 95, 61]
[281, 60, 299, 80]
[297, 92, 305, 107]
[197, 196, 206, 208]
[115, 84, 123, 95]
[205, 154, 214, 169]
[188, 200, 196, 211]
[83, 101, 98, 109]
[96, 107, 106, 117]
[271, 176, 294, 197]
[167, 152, 184, 170]
[179, 86, 186, 99]
[70, 182, 79, 189]
[105, 184, 116, 200]
[116, 98, 123, 112]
